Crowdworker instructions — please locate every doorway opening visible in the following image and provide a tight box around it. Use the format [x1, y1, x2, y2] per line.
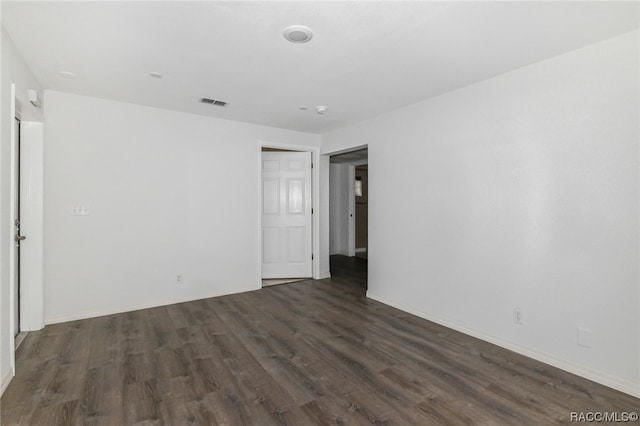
[5, 87, 45, 395]
[259, 145, 319, 288]
[328, 147, 368, 290]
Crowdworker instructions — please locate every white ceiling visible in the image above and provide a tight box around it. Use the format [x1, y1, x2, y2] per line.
[2, 1, 638, 134]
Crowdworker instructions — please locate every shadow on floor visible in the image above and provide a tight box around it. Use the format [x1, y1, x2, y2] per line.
[330, 254, 367, 290]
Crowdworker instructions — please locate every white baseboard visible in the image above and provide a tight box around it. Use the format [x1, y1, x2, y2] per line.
[355, 248, 367, 253]
[330, 251, 350, 256]
[366, 292, 640, 398]
[316, 271, 331, 279]
[45, 286, 259, 325]
[1, 366, 13, 397]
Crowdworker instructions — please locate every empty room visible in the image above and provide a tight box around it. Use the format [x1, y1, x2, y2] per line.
[1, 1, 639, 424]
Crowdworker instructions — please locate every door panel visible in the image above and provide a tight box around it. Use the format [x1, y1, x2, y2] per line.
[262, 227, 280, 263]
[287, 159, 305, 170]
[262, 159, 280, 171]
[286, 227, 305, 263]
[286, 179, 304, 214]
[261, 151, 312, 278]
[262, 179, 280, 214]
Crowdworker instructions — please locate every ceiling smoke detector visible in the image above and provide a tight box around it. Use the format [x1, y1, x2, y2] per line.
[283, 25, 313, 43]
[200, 97, 228, 107]
[316, 105, 328, 115]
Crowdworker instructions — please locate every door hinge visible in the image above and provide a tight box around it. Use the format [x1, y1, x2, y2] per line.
[312, 254, 314, 260]
[311, 162, 314, 169]
[311, 208, 314, 214]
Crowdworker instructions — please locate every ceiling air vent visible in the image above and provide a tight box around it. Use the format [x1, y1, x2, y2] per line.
[200, 97, 227, 107]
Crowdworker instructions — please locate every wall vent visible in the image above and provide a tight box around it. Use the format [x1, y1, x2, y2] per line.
[200, 97, 227, 107]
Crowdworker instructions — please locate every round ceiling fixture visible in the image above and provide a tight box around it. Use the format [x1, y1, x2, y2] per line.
[316, 105, 328, 115]
[283, 25, 313, 43]
[58, 71, 78, 79]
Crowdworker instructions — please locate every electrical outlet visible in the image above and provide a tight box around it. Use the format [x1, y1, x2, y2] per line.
[71, 205, 90, 216]
[176, 274, 183, 284]
[513, 308, 523, 325]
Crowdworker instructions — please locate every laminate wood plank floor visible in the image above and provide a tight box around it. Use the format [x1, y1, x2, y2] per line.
[2, 255, 639, 425]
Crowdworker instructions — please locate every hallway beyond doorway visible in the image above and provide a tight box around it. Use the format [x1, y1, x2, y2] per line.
[330, 254, 367, 290]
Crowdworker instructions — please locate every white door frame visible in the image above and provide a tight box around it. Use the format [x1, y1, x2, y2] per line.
[257, 141, 321, 286]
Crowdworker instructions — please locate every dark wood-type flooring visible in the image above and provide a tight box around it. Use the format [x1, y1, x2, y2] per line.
[2, 255, 639, 425]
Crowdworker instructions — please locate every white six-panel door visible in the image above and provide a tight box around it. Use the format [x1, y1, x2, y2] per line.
[261, 151, 312, 278]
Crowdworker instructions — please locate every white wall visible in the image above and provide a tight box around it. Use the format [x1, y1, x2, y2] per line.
[0, 27, 43, 395]
[44, 91, 320, 324]
[329, 163, 350, 255]
[323, 31, 640, 396]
